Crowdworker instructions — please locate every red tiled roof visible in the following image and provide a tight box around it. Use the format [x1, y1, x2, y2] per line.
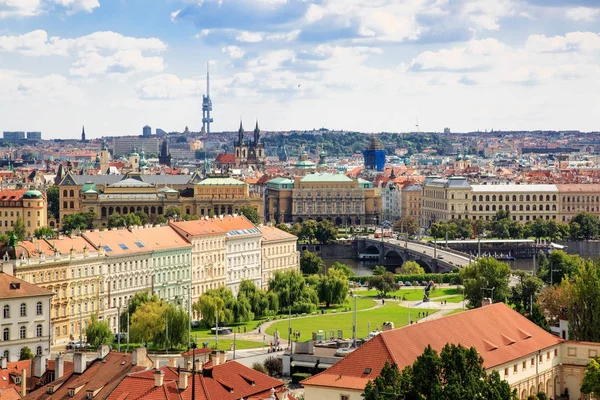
[0, 272, 53, 299]
[0, 189, 26, 201]
[302, 303, 563, 390]
[258, 226, 296, 241]
[215, 153, 235, 164]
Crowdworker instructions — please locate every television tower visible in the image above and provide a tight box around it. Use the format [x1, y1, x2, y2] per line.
[202, 62, 213, 134]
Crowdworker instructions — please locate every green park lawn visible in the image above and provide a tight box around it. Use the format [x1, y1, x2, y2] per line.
[265, 303, 439, 342]
[193, 338, 267, 351]
[191, 298, 376, 337]
[439, 295, 464, 303]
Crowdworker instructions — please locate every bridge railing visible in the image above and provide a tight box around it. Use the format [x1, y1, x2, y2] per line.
[403, 238, 472, 259]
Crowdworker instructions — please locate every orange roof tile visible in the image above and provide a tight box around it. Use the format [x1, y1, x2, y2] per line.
[302, 303, 563, 390]
[0, 189, 26, 201]
[258, 226, 296, 241]
[0, 273, 53, 299]
[130, 226, 191, 251]
[46, 236, 91, 255]
[82, 229, 153, 256]
[170, 219, 227, 238]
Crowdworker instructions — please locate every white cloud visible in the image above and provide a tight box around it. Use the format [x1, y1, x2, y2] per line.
[526, 32, 600, 53]
[0, 0, 98, 18]
[236, 31, 263, 43]
[461, 0, 517, 31]
[0, 70, 82, 102]
[170, 9, 181, 23]
[135, 74, 200, 99]
[0, 30, 167, 77]
[222, 46, 245, 59]
[565, 7, 600, 22]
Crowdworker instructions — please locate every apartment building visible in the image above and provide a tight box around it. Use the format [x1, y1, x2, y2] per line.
[0, 189, 47, 237]
[258, 226, 299, 290]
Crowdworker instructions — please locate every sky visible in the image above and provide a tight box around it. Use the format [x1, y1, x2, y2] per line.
[0, 0, 599, 139]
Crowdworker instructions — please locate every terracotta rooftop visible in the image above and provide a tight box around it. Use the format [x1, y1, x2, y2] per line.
[215, 153, 235, 164]
[258, 226, 296, 241]
[46, 236, 91, 255]
[0, 273, 53, 299]
[0, 189, 26, 202]
[170, 219, 227, 238]
[302, 303, 563, 390]
[82, 229, 153, 256]
[130, 226, 191, 251]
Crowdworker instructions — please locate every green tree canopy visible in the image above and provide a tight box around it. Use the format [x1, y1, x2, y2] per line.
[299, 220, 318, 243]
[369, 272, 398, 296]
[460, 257, 511, 308]
[239, 205, 261, 225]
[47, 186, 60, 220]
[19, 346, 34, 361]
[164, 206, 182, 219]
[393, 216, 419, 236]
[300, 251, 324, 275]
[268, 270, 319, 313]
[238, 280, 278, 318]
[107, 212, 143, 228]
[397, 261, 424, 275]
[581, 357, 600, 398]
[130, 300, 168, 345]
[33, 226, 56, 239]
[85, 314, 114, 347]
[316, 267, 349, 307]
[11, 216, 26, 240]
[562, 259, 600, 342]
[315, 220, 337, 244]
[373, 265, 387, 276]
[330, 262, 355, 277]
[537, 250, 584, 285]
[569, 212, 599, 240]
[61, 211, 96, 234]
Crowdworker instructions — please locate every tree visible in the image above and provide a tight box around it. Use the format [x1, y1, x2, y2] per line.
[135, 211, 150, 225]
[362, 344, 516, 400]
[393, 216, 419, 236]
[19, 346, 34, 361]
[316, 268, 349, 307]
[153, 214, 167, 225]
[268, 270, 319, 313]
[460, 257, 511, 308]
[47, 186, 60, 219]
[275, 223, 292, 234]
[538, 285, 567, 326]
[315, 220, 337, 244]
[299, 220, 318, 243]
[130, 300, 168, 345]
[107, 212, 142, 228]
[300, 251, 324, 275]
[581, 356, 600, 398]
[530, 218, 549, 240]
[239, 205, 260, 224]
[537, 250, 584, 285]
[263, 356, 283, 377]
[238, 280, 278, 318]
[330, 262, 354, 277]
[562, 260, 600, 341]
[120, 291, 160, 329]
[33, 226, 56, 239]
[569, 212, 599, 240]
[85, 314, 113, 347]
[193, 287, 237, 327]
[164, 206, 182, 219]
[397, 261, 424, 275]
[61, 211, 96, 234]
[509, 271, 544, 315]
[373, 265, 387, 276]
[11, 216, 26, 240]
[252, 362, 268, 374]
[369, 272, 398, 296]
[153, 304, 189, 348]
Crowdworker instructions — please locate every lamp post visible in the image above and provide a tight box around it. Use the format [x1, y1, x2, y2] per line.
[117, 305, 121, 352]
[352, 295, 357, 348]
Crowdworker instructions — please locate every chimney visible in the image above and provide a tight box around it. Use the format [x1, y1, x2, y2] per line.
[178, 371, 189, 390]
[154, 358, 160, 369]
[74, 352, 87, 374]
[186, 361, 192, 371]
[154, 370, 164, 387]
[33, 354, 47, 378]
[1, 357, 6, 369]
[55, 355, 64, 380]
[132, 347, 147, 366]
[194, 360, 202, 371]
[169, 357, 177, 367]
[481, 298, 492, 307]
[97, 344, 110, 360]
[21, 368, 26, 397]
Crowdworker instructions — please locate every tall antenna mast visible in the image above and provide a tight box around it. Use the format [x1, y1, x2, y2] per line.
[415, 116, 420, 134]
[202, 62, 213, 134]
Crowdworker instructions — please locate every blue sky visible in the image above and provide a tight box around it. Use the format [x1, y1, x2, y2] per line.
[0, 0, 599, 138]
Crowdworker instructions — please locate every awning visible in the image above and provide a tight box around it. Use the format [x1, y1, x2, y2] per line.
[549, 243, 565, 249]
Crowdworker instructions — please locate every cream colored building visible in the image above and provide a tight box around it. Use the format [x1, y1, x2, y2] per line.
[0, 189, 47, 237]
[258, 226, 300, 290]
[170, 218, 227, 306]
[420, 176, 471, 228]
[557, 184, 600, 222]
[401, 183, 422, 221]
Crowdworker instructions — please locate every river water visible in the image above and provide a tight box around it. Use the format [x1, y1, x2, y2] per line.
[324, 257, 536, 276]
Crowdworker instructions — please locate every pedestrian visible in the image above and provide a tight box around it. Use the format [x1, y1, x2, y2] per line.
[258, 326, 261, 334]
[382, 299, 385, 305]
[244, 326, 247, 333]
[426, 311, 429, 317]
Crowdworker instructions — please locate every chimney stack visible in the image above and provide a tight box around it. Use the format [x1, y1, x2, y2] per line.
[1, 357, 7, 369]
[73, 352, 87, 374]
[132, 347, 147, 366]
[186, 361, 192, 371]
[21, 368, 26, 397]
[55, 355, 64, 380]
[97, 344, 110, 360]
[178, 371, 189, 390]
[33, 355, 47, 378]
[154, 370, 164, 387]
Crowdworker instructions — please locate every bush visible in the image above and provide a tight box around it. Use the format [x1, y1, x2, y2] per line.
[264, 356, 283, 377]
[536, 392, 548, 400]
[527, 396, 539, 400]
[292, 372, 312, 384]
[252, 362, 268, 374]
[292, 301, 317, 314]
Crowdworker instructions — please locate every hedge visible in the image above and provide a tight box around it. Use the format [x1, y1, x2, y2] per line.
[349, 273, 461, 285]
[292, 372, 312, 384]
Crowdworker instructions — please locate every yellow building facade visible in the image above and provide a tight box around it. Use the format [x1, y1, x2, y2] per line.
[258, 226, 300, 290]
[0, 189, 47, 237]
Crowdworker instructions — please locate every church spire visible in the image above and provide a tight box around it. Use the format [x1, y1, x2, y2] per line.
[238, 120, 244, 145]
[253, 119, 260, 144]
[81, 125, 86, 142]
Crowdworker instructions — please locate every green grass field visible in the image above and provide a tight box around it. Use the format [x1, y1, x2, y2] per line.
[439, 295, 464, 303]
[191, 298, 376, 337]
[193, 338, 266, 351]
[265, 303, 439, 342]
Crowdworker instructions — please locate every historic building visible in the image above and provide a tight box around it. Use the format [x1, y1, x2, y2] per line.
[158, 135, 171, 167]
[234, 121, 265, 170]
[0, 273, 53, 361]
[0, 189, 47, 238]
[556, 184, 600, 222]
[363, 135, 385, 172]
[258, 226, 299, 290]
[401, 183, 422, 222]
[265, 173, 381, 226]
[57, 171, 262, 226]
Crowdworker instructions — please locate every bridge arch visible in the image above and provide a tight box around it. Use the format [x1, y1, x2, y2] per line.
[415, 260, 433, 274]
[365, 245, 380, 254]
[385, 250, 404, 266]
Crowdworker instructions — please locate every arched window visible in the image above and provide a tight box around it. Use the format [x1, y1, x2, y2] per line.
[3, 305, 9, 318]
[36, 324, 42, 337]
[472, 205, 476, 211]
[519, 195, 523, 201]
[498, 205, 503, 210]
[519, 205, 524, 211]
[63, 190, 67, 197]
[532, 195, 537, 201]
[492, 195, 496, 201]
[513, 195, 517, 202]
[552, 205, 556, 211]
[485, 205, 489, 211]
[36, 302, 42, 315]
[69, 201, 74, 209]
[526, 195, 530, 201]
[479, 205, 483, 211]
[533, 205, 537, 211]
[19, 326, 26, 339]
[3, 328, 8, 341]
[472, 195, 476, 202]
[20, 303, 26, 317]
[499, 195, 503, 201]
[2, 350, 8, 360]
[547, 205, 551, 211]
[552, 195, 556, 201]
[36, 346, 42, 356]
[69, 190, 74, 197]
[526, 205, 530, 211]
[479, 195, 483, 202]
[492, 205, 496, 211]
[485, 195, 490, 202]
[63, 201, 67, 209]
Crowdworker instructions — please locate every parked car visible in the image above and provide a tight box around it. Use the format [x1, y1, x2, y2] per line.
[334, 347, 356, 357]
[114, 333, 126, 342]
[397, 281, 404, 287]
[437, 254, 445, 259]
[421, 281, 429, 286]
[404, 281, 412, 286]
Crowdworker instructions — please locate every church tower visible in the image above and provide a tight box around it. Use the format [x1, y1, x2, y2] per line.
[81, 126, 86, 142]
[159, 135, 172, 167]
[99, 140, 110, 174]
[234, 121, 248, 165]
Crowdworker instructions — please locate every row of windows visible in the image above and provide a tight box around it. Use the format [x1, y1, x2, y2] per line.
[2, 324, 44, 340]
[504, 349, 558, 376]
[563, 196, 600, 203]
[472, 194, 557, 202]
[472, 204, 557, 212]
[2, 302, 43, 318]
[62, 190, 76, 197]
